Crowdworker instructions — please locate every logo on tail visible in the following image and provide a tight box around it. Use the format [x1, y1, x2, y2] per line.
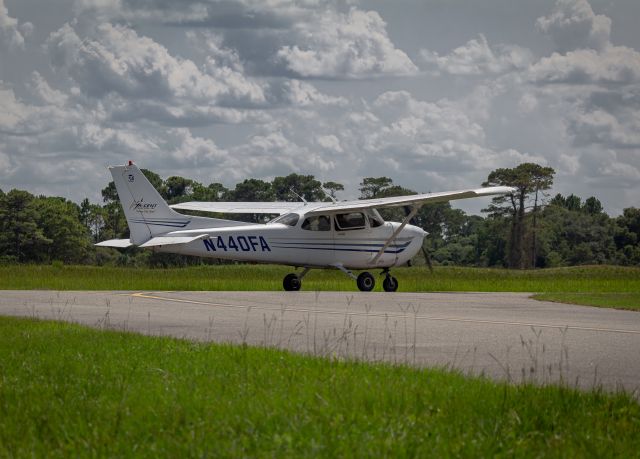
[129, 198, 158, 213]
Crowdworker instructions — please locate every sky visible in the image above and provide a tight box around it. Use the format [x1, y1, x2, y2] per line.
[1, 0, 639, 215]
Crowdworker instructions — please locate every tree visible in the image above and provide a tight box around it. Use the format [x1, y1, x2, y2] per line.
[165, 176, 195, 203]
[359, 177, 394, 199]
[483, 163, 555, 269]
[34, 196, 93, 263]
[322, 181, 344, 200]
[272, 174, 325, 202]
[583, 197, 604, 215]
[79, 198, 105, 243]
[615, 208, 640, 265]
[228, 179, 275, 202]
[0, 190, 51, 262]
[539, 202, 616, 266]
[191, 182, 228, 201]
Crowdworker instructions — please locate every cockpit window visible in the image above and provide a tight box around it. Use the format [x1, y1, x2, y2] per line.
[301, 215, 331, 231]
[273, 213, 299, 227]
[367, 209, 385, 228]
[335, 212, 366, 230]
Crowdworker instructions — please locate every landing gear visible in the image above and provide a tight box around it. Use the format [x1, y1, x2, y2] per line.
[282, 267, 311, 291]
[333, 264, 398, 292]
[356, 272, 375, 292]
[283, 273, 301, 291]
[382, 275, 398, 292]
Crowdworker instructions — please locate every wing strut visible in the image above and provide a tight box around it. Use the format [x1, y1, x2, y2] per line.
[371, 205, 420, 264]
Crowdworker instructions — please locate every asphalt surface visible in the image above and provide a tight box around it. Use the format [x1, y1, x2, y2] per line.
[1, 290, 639, 394]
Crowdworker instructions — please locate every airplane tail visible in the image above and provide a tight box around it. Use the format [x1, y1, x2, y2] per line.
[109, 161, 193, 245]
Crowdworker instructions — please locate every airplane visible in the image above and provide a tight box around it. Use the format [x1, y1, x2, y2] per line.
[97, 161, 515, 292]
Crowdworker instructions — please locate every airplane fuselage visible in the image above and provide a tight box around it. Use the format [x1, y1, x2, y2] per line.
[154, 218, 425, 269]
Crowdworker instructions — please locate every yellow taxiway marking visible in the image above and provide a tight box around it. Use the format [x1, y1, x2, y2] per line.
[131, 292, 640, 336]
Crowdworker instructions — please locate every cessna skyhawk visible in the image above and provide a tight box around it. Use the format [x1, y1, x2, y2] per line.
[97, 161, 514, 291]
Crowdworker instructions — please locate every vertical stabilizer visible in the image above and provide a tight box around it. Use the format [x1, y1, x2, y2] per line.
[109, 162, 191, 245]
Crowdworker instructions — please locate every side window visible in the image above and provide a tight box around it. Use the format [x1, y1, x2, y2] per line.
[301, 215, 331, 231]
[335, 212, 366, 231]
[275, 213, 299, 227]
[367, 209, 384, 228]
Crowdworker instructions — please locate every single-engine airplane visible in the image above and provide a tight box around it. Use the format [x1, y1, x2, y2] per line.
[97, 161, 514, 291]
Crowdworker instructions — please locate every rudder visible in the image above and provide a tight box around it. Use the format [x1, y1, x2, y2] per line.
[109, 161, 191, 245]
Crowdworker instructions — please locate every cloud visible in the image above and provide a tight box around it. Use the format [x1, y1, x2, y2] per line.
[45, 22, 266, 106]
[268, 80, 347, 107]
[420, 34, 532, 76]
[529, 47, 640, 86]
[0, 0, 32, 50]
[276, 8, 418, 78]
[536, 0, 611, 53]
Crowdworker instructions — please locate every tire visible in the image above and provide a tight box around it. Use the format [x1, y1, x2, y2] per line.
[283, 273, 301, 291]
[382, 276, 398, 292]
[356, 272, 375, 292]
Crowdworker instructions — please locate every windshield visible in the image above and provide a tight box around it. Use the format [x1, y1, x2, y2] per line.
[270, 213, 300, 226]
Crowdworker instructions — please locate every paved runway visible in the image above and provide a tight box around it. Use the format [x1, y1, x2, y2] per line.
[1, 290, 639, 394]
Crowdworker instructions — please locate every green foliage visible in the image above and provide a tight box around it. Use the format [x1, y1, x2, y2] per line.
[272, 173, 325, 202]
[483, 163, 555, 269]
[322, 181, 344, 200]
[228, 178, 275, 201]
[33, 196, 93, 263]
[1, 164, 639, 268]
[1, 317, 639, 457]
[0, 190, 51, 263]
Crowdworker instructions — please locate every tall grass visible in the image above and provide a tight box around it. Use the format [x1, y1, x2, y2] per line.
[1, 264, 638, 293]
[1, 316, 638, 457]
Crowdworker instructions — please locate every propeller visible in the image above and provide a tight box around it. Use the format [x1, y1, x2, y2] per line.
[403, 206, 434, 272]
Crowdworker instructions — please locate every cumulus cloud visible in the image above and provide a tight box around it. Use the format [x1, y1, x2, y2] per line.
[0, 0, 32, 50]
[525, 0, 640, 153]
[276, 8, 418, 78]
[420, 34, 532, 76]
[46, 22, 266, 106]
[268, 80, 347, 107]
[536, 0, 611, 53]
[529, 47, 640, 85]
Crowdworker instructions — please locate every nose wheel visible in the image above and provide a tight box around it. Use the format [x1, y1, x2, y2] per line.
[382, 274, 398, 292]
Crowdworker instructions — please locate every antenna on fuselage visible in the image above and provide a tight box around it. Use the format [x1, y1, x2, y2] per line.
[322, 187, 338, 204]
[289, 188, 307, 205]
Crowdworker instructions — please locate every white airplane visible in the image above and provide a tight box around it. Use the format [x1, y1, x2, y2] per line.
[97, 161, 515, 292]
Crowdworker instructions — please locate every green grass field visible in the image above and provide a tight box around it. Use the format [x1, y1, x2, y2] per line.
[1, 264, 638, 309]
[0, 316, 638, 457]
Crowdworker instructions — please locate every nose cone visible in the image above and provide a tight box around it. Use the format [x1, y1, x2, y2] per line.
[407, 223, 428, 239]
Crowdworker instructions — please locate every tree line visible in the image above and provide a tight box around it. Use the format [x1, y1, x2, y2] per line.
[1, 163, 638, 268]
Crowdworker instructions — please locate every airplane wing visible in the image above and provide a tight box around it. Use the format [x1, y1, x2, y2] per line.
[170, 201, 307, 215]
[306, 186, 516, 214]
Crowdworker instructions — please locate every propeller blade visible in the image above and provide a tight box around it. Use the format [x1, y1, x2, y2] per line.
[403, 205, 434, 273]
[421, 244, 434, 273]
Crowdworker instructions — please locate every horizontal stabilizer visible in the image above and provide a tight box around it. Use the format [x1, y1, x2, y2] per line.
[139, 234, 209, 248]
[95, 239, 133, 248]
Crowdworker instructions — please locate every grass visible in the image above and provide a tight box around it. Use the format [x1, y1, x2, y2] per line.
[0, 316, 638, 457]
[533, 292, 640, 311]
[0, 263, 638, 293]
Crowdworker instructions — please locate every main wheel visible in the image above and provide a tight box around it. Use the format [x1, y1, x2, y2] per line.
[382, 275, 398, 292]
[283, 273, 301, 291]
[356, 272, 375, 292]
